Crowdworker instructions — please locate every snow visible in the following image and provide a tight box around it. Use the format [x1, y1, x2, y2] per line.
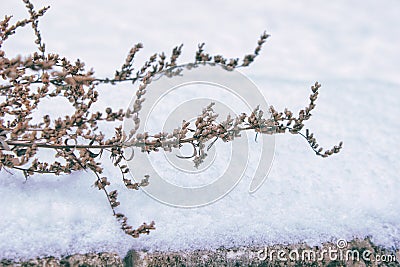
[1, 0, 399, 260]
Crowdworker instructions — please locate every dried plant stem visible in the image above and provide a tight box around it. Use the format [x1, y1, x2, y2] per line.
[0, 0, 342, 239]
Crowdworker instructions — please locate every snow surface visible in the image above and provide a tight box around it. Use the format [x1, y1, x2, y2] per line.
[1, 0, 399, 260]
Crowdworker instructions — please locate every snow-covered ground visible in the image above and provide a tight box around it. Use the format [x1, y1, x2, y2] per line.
[1, 0, 399, 260]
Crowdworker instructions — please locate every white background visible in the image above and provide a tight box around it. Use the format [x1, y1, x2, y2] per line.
[0, 0, 399, 260]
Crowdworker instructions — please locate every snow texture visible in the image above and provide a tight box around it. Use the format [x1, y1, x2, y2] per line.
[0, 0, 399, 260]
